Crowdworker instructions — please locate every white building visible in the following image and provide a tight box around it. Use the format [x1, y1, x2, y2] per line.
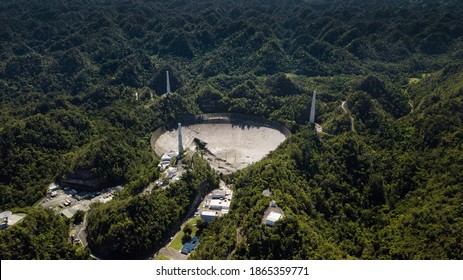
[166, 167, 177, 179]
[266, 212, 282, 226]
[48, 183, 59, 193]
[209, 199, 225, 210]
[161, 154, 171, 163]
[200, 210, 219, 223]
[158, 154, 172, 171]
[211, 190, 226, 199]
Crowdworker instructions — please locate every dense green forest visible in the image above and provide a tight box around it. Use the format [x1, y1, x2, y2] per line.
[0, 0, 462, 259]
[0, 207, 89, 259]
[192, 64, 463, 259]
[86, 154, 218, 259]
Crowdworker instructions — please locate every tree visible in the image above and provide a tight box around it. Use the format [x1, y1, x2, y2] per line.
[73, 210, 85, 225]
[183, 224, 193, 236]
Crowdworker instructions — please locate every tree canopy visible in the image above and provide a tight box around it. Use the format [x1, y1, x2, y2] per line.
[0, 0, 462, 259]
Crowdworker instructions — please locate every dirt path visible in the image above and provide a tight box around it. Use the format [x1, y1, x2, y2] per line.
[227, 227, 244, 260]
[236, 227, 243, 244]
[341, 101, 356, 132]
[408, 100, 414, 113]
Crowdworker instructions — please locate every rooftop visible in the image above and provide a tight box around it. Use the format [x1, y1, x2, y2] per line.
[181, 236, 200, 254]
[267, 211, 282, 222]
[161, 154, 171, 161]
[200, 210, 219, 217]
[262, 204, 284, 225]
[212, 190, 226, 197]
[262, 189, 271, 197]
[61, 209, 74, 219]
[209, 199, 228, 209]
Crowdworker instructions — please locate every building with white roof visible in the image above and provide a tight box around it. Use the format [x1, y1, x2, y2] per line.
[209, 199, 225, 210]
[211, 190, 226, 199]
[158, 154, 173, 171]
[200, 210, 219, 223]
[266, 211, 282, 226]
[48, 183, 59, 192]
[166, 167, 177, 179]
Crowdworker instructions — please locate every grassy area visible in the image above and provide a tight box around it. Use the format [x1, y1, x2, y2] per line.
[408, 77, 421, 84]
[154, 254, 170, 260]
[169, 216, 201, 251]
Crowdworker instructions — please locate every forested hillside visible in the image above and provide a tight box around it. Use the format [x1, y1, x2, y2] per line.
[0, 0, 462, 259]
[0, 208, 89, 259]
[192, 65, 463, 259]
[86, 154, 219, 259]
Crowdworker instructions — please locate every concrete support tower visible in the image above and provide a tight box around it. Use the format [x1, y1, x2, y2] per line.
[178, 123, 183, 154]
[309, 91, 317, 124]
[166, 71, 171, 95]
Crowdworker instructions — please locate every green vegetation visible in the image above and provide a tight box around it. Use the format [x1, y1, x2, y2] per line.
[86, 155, 218, 259]
[191, 65, 463, 260]
[0, 208, 89, 259]
[154, 254, 170, 260]
[170, 216, 201, 251]
[0, 0, 462, 259]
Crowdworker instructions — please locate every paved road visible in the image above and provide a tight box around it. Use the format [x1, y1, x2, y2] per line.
[158, 247, 187, 260]
[150, 180, 204, 260]
[77, 214, 88, 247]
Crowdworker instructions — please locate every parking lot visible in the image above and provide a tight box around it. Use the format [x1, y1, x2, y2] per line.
[41, 186, 118, 218]
[41, 190, 75, 210]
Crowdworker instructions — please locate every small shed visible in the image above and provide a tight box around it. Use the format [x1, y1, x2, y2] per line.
[262, 189, 271, 197]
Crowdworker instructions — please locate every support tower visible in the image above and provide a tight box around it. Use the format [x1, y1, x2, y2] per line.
[178, 123, 183, 154]
[166, 71, 171, 95]
[309, 91, 316, 124]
